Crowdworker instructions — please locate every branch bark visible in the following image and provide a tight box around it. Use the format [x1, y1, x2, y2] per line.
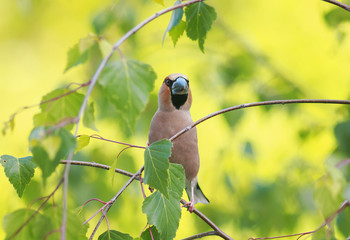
[169, 99, 350, 142]
[322, 0, 350, 12]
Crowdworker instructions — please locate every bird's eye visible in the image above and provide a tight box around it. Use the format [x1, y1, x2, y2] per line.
[165, 79, 172, 87]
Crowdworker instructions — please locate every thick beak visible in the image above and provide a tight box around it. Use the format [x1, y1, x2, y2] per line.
[171, 77, 189, 95]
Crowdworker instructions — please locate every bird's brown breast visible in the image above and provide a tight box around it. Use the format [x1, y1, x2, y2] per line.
[148, 110, 200, 180]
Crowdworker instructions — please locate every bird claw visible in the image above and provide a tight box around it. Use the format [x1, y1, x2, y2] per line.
[182, 202, 195, 213]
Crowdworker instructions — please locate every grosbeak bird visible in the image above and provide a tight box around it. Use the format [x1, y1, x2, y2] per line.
[148, 73, 209, 212]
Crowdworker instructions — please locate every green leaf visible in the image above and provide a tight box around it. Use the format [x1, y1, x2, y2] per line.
[144, 139, 172, 198]
[92, 9, 115, 35]
[168, 163, 185, 199]
[29, 126, 76, 180]
[98, 230, 133, 240]
[169, 20, 186, 47]
[2, 116, 15, 135]
[3, 209, 53, 240]
[99, 59, 156, 133]
[83, 102, 98, 131]
[334, 121, 350, 155]
[311, 226, 337, 240]
[163, 0, 183, 44]
[142, 191, 181, 240]
[324, 8, 350, 28]
[0, 155, 35, 198]
[140, 226, 160, 240]
[33, 88, 84, 131]
[98, 39, 113, 58]
[65, 43, 89, 72]
[76, 135, 90, 152]
[43, 205, 88, 240]
[337, 207, 350, 238]
[65, 35, 97, 72]
[185, 2, 217, 52]
[314, 160, 346, 217]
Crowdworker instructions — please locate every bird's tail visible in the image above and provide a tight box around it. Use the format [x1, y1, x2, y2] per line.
[186, 182, 209, 205]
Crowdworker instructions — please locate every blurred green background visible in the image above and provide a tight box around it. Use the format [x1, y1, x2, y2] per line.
[1, 0, 350, 239]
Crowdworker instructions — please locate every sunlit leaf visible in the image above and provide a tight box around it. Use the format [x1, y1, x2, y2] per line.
[98, 39, 113, 58]
[311, 227, 336, 240]
[142, 191, 181, 240]
[163, 0, 183, 44]
[83, 102, 98, 131]
[144, 139, 172, 198]
[0, 155, 35, 198]
[2, 116, 15, 136]
[65, 35, 97, 72]
[65, 43, 89, 72]
[3, 209, 52, 240]
[92, 9, 115, 35]
[98, 230, 133, 240]
[324, 8, 350, 28]
[99, 59, 156, 133]
[44, 205, 88, 240]
[185, 2, 216, 52]
[314, 162, 346, 217]
[140, 226, 160, 240]
[76, 135, 90, 152]
[169, 20, 186, 47]
[29, 126, 76, 180]
[33, 88, 84, 131]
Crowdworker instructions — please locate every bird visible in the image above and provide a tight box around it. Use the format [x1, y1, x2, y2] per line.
[148, 73, 209, 212]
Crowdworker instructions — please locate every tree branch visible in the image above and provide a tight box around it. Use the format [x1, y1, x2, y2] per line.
[181, 199, 234, 240]
[322, 0, 350, 12]
[60, 160, 139, 179]
[182, 231, 217, 240]
[169, 99, 350, 142]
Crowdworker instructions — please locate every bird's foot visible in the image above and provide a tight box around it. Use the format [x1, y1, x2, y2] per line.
[182, 201, 195, 213]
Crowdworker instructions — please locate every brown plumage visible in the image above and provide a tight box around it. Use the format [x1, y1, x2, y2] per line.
[148, 73, 209, 212]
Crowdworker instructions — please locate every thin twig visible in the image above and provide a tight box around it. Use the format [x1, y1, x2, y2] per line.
[169, 99, 350, 142]
[322, 0, 350, 12]
[60, 160, 139, 179]
[182, 231, 217, 240]
[86, 134, 146, 149]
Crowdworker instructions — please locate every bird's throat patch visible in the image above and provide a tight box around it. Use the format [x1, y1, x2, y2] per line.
[171, 94, 188, 109]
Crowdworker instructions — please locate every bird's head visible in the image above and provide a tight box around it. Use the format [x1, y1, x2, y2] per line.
[158, 73, 192, 111]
